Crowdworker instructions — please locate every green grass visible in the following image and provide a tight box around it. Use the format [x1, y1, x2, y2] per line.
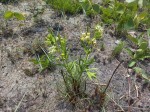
[45, 0, 82, 14]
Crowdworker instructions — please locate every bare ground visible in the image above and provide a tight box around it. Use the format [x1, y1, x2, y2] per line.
[0, 0, 150, 112]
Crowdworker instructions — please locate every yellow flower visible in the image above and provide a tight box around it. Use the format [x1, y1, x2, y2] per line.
[82, 33, 86, 37]
[94, 24, 104, 39]
[86, 32, 90, 36]
[92, 38, 97, 45]
[48, 46, 57, 53]
[80, 32, 90, 41]
[95, 24, 103, 33]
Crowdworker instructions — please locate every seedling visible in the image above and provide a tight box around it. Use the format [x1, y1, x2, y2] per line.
[1, 10, 25, 37]
[4, 10, 25, 21]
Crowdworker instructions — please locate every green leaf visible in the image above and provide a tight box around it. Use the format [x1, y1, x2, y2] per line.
[138, 12, 147, 21]
[137, 34, 144, 45]
[81, 1, 91, 11]
[133, 48, 150, 61]
[92, 4, 100, 13]
[4, 11, 14, 20]
[116, 3, 125, 14]
[124, 17, 134, 30]
[134, 67, 150, 81]
[127, 34, 138, 44]
[139, 42, 148, 50]
[87, 71, 96, 80]
[128, 61, 136, 67]
[102, 8, 112, 16]
[134, 49, 144, 59]
[127, 1, 138, 11]
[125, 48, 134, 57]
[13, 12, 25, 20]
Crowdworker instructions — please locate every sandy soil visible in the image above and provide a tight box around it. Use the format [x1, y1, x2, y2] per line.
[0, 0, 150, 112]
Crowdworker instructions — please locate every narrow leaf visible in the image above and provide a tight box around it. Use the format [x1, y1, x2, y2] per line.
[14, 12, 25, 20]
[128, 61, 136, 67]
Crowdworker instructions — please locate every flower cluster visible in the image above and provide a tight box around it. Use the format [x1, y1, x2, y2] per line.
[94, 24, 104, 39]
[80, 32, 90, 42]
[80, 32, 96, 46]
[48, 46, 57, 54]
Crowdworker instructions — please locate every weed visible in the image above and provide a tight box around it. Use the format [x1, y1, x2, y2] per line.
[126, 33, 150, 68]
[110, 32, 150, 81]
[46, 0, 100, 16]
[124, 33, 150, 81]
[52, 33, 96, 103]
[31, 32, 97, 104]
[4, 11, 25, 20]
[100, 0, 149, 35]
[1, 10, 25, 38]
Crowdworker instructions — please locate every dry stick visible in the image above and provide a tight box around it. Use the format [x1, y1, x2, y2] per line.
[127, 71, 132, 112]
[107, 93, 125, 112]
[103, 61, 123, 93]
[14, 92, 26, 112]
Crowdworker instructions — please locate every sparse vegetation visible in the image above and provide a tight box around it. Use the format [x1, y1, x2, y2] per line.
[1, 0, 150, 111]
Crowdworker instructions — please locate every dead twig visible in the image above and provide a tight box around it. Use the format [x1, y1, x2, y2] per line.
[106, 93, 125, 112]
[103, 61, 123, 93]
[14, 92, 26, 112]
[127, 71, 131, 112]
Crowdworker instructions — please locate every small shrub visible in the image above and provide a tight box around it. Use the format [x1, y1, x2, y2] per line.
[31, 32, 97, 104]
